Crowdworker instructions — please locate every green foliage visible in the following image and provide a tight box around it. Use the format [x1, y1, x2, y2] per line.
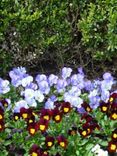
[0, 0, 117, 76]
[78, 0, 117, 60]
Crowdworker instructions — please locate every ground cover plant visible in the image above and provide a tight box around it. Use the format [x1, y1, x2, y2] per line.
[0, 67, 117, 156]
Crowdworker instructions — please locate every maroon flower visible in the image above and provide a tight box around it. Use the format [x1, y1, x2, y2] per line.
[29, 144, 43, 156]
[0, 99, 8, 108]
[100, 102, 109, 113]
[68, 126, 78, 136]
[52, 109, 62, 123]
[37, 118, 49, 132]
[13, 112, 20, 121]
[112, 128, 117, 141]
[0, 121, 4, 131]
[109, 110, 117, 120]
[40, 109, 52, 121]
[61, 102, 71, 114]
[108, 140, 117, 153]
[109, 93, 117, 104]
[0, 107, 4, 121]
[27, 122, 37, 135]
[20, 107, 33, 120]
[57, 135, 68, 149]
[82, 102, 92, 112]
[45, 136, 55, 148]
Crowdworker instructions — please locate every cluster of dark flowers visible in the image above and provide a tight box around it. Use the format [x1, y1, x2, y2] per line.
[0, 67, 117, 155]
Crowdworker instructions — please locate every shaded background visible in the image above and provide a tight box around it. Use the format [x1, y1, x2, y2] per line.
[0, 0, 117, 78]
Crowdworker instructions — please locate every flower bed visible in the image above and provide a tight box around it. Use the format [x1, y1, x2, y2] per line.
[0, 67, 117, 156]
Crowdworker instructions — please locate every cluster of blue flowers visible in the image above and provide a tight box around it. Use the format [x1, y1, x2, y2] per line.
[0, 67, 116, 113]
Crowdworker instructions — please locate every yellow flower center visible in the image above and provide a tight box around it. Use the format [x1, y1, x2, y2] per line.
[109, 97, 113, 103]
[29, 119, 33, 123]
[47, 142, 53, 147]
[112, 113, 117, 119]
[110, 144, 116, 150]
[55, 115, 60, 121]
[30, 128, 35, 134]
[39, 125, 45, 131]
[102, 106, 107, 111]
[0, 124, 2, 129]
[15, 116, 19, 120]
[86, 107, 91, 112]
[44, 115, 49, 120]
[60, 142, 65, 147]
[4, 103, 8, 107]
[22, 113, 28, 119]
[113, 133, 117, 138]
[64, 107, 69, 113]
[71, 131, 76, 135]
[0, 114, 3, 120]
[32, 152, 38, 156]
[82, 131, 87, 136]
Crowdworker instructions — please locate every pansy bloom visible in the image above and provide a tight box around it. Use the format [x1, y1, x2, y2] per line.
[68, 126, 78, 136]
[40, 108, 52, 121]
[57, 135, 68, 149]
[20, 107, 33, 120]
[0, 121, 4, 131]
[111, 128, 117, 141]
[81, 102, 92, 112]
[37, 118, 49, 132]
[52, 109, 62, 123]
[45, 136, 55, 148]
[27, 122, 37, 135]
[108, 140, 117, 153]
[13, 112, 20, 121]
[61, 102, 71, 114]
[29, 144, 43, 156]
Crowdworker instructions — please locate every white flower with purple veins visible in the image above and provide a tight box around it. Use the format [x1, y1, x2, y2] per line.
[101, 80, 113, 91]
[56, 79, 67, 93]
[24, 88, 35, 99]
[9, 67, 27, 87]
[91, 144, 108, 156]
[26, 98, 37, 107]
[68, 86, 81, 96]
[48, 74, 58, 86]
[21, 75, 33, 87]
[13, 100, 29, 112]
[45, 98, 55, 109]
[35, 90, 44, 102]
[26, 82, 38, 90]
[38, 80, 50, 95]
[61, 67, 72, 79]
[101, 90, 110, 102]
[0, 78, 10, 94]
[36, 74, 47, 84]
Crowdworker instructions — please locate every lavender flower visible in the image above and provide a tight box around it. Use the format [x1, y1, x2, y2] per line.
[9, 67, 27, 87]
[61, 67, 72, 79]
[48, 74, 58, 86]
[38, 80, 50, 94]
[45, 99, 55, 109]
[56, 79, 67, 93]
[13, 100, 28, 112]
[0, 78, 10, 94]
[21, 75, 33, 87]
[35, 74, 47, 83]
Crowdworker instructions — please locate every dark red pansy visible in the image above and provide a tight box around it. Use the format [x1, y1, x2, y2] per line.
[108, 140, 117, 153]
[52, 109, 62, 123]
[109, 110, 117, 120]
[45, 136, 55, 148]
[29, 144, 43, 156]
[81, 113, 94, 122]
[78, 128, 89, 137]
[100, 102, 109, 113]
[20, 107, 33, 120]
[112, 128, 117, 141]
[68, 126, 78, 136]
[1, 99, 8, 108]
[0, 121, 4, 131]
[109, 93, 117, 104]
[13, 112, 20, 121]
[0, 108, 4, 121]
[27, 122, 37, 135]
[40, 108, 52, 121]
[37, 118, 49, 132]
[61, 102, 71, 114]
[82, 102, 92, 112]
[57, 135, 68, 149]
